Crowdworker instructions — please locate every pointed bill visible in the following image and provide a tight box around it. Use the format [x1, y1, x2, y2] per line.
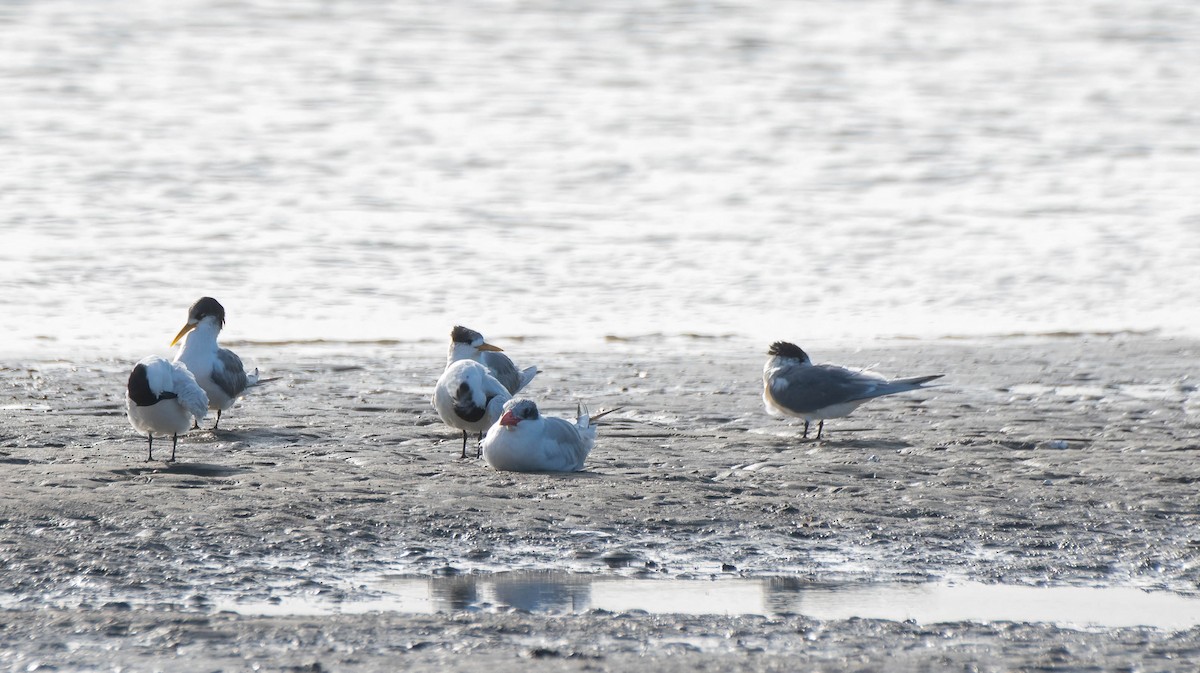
[170, 321, 197, 346]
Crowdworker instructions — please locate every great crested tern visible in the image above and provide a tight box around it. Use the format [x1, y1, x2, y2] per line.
[448, 325, 538, 395]
[171, 297, 257, 429]
[763, 341, 943, 440]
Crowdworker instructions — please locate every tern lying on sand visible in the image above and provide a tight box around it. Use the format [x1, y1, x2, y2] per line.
[482, 398, 618, 473]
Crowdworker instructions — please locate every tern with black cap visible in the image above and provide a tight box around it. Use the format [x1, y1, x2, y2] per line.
[171, 297, 258, 429]
[447, 325, 538, 395]
[763, 341, 943, 440]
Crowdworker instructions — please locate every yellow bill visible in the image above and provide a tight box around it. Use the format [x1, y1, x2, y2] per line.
[170, 321, 197, 346]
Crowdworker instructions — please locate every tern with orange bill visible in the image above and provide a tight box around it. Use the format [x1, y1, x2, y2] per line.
[481, 398, 619, 473]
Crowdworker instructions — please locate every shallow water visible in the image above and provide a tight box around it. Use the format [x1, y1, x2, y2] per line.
[2, 0, 1200, 358]
[213, 572, 1200, 631]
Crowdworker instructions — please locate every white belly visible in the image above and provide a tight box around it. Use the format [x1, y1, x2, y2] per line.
[127, 396, 193, 436]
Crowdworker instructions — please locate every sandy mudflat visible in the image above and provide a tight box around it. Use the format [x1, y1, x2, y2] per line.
[2, 335, 1199, 671]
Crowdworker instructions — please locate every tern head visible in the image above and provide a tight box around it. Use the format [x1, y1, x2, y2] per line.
[499, 398, 539, 428]
[767, 341, 811, 364]
[450, 325, 503, 352]
[126, 363, 158, 407]
[171, 297, 227, 346]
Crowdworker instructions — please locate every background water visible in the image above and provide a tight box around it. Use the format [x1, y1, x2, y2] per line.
[2, 0, 1199, 358]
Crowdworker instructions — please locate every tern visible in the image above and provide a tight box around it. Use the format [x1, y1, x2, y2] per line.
[448, 325, 537, 395]
[126, 356, 209, 462]
[481, 398, 618, 473]
[433, 359, 512, 458]
[171, 297, 257, 429]
[762, 341, 943, 439]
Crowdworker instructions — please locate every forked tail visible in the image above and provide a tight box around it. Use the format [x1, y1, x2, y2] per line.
[517, 366, 539, 392]
[247, 368, 283, 387]
[876, 373, 945, 397]
[893, 374, 944, 387]
[577, 403, 623, 428]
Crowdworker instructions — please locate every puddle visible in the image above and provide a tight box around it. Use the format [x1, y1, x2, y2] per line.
[216, 572, 1200, 630]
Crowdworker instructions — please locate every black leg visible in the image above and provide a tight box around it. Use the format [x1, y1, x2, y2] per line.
[146, 433, 154, 462]
[170, 433, 178, 462]
[460, 430, 468, 459]
[213, 409, 222, 430]
[802, 420, 809, 439]
[476, 432, 483, 458]
[816, 420, 824, 440]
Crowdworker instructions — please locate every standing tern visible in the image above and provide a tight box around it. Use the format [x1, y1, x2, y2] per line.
[448, 325, 537, 395]
[126, 355, 209, 462]
[481, 398, 618, 473]
[762, 341, 943, 440]
[171, 297, 257, 429]
[433, 359, 512, 458]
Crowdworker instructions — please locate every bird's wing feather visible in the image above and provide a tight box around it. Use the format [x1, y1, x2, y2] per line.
[516, 366, 538, 393]
[169, 362, 210, 420]
[478, 366, 511, 399]
[212, 348, 249, 399]
[449, 362, 510, 423]
[540, 417, 591, 471]
[769, 364, 889, 413]
[481, 351, 521, 394]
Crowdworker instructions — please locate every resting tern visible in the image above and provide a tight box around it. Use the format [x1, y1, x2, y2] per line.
[448, 325, 537, 395]
[433, 359, 512, 458]
[762, 341, 943, 439]
[126, 356, 209, 461]
[171, 297, 257, 429]
[482, 398, 618, 473]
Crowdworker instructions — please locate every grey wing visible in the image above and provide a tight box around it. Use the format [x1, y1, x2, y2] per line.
[213, 348, 250, 399]
[769, 364, 885, 413]
[542, 418, 590, 470]
[481, 351, 522, 394]
[168, 361, 210, 420]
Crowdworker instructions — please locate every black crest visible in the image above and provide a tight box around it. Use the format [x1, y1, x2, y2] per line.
[188, 297, 226, 326]
[450, 325, 482, 345]
[767, 341, 809, 361]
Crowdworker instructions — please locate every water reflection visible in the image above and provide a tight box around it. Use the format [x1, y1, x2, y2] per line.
[219, 572, 1200, 630]
[421, 571, 591, 613]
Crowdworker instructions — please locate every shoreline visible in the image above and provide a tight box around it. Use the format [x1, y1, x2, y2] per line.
[2, 334, 1199, 670]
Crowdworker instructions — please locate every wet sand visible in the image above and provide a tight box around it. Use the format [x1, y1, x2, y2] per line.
[2, 335, 1199, 671]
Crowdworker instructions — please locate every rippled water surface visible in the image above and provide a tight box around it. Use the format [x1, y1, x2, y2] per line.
[3, 0, 1199, 357]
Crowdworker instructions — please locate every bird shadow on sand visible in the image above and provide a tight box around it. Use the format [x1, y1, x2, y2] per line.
[190, 426, 316, 444]
[487, 469, 606, 479]
[111, 462, 249, 478]
[804, 437, 913, 451]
